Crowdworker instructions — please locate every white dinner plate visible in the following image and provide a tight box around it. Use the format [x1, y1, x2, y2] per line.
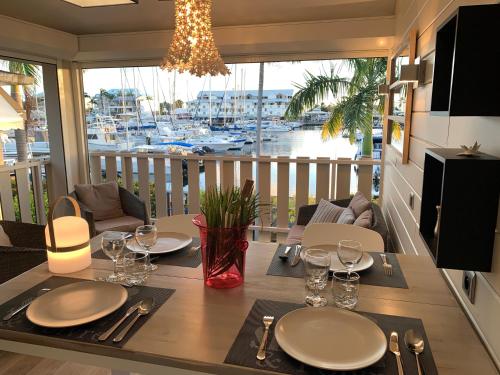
[306, 244, 374, 272]
[26, 281, 127, 328]
[274, 307, 387, 371]
[128, 232, 192, 254]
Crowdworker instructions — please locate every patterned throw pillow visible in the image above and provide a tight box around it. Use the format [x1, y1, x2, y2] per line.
[348, 191, 371, 218]
[337, 207, 356, 225]
[353, 209, 373, 228]
[0, 225, 12, 247]
[308, 199, 345, 225]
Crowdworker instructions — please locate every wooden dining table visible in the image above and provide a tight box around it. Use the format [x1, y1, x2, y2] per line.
[0, 236, 497, 375]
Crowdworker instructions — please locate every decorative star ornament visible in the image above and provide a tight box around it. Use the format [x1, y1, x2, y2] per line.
[457, 141, 481, 156]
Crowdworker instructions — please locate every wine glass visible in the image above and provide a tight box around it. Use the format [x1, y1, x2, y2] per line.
[304, 248, 331, 307]
[101, 232, 126, 282]
[337, 240, 363, 276]
[135, 225, 158, 271]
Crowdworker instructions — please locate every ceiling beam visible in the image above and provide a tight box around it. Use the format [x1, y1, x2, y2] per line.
[76, 16, 395, 63]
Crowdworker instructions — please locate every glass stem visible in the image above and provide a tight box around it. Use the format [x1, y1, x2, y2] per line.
[112, 258, 117, 276]
[314, 281, 319, 299]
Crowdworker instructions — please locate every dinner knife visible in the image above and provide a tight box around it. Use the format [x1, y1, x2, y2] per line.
[290, 245, 303, 267]
[279, 246, 292, 261]
[389, 331, 405, 375]
[98, 301, 143, 341]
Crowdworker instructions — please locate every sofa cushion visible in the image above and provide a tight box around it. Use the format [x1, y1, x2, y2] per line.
[0, 225, 12, 247]
[94, 215, 144, 234]
[354, 209, 373, 228]
[75, 182, 124, 221]
[337, 208, 356, 225]
[308, 199, 345, 225]
[285, 225, 305, 245]
[348, 191, 371, 217]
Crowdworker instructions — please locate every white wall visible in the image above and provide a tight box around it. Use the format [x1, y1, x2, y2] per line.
[383, 0, 500, 367]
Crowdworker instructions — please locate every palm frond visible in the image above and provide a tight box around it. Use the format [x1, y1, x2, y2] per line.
[285, 71, 350, 119]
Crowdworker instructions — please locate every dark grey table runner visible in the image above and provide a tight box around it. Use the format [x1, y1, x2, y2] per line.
[93, 237, 201, 268]
[225, 299, 438, 375]
[267, 245, 408, 289]
[0, 276, 174, 348]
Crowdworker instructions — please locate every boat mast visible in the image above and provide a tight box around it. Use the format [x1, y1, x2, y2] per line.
[121, 68, 130, 149]
[209, 76, 212, 128]
[233, 64, 237, 125]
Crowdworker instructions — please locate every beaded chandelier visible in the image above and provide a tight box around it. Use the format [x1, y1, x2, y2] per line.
[161, 0, 230, 77]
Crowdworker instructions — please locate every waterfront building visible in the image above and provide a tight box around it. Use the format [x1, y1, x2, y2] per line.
[187, 89, 293, 121]
[92, 88, 143, 117]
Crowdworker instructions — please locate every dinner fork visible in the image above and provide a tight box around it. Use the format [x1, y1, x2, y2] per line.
[380, 253, 393, 276]
[256, 315, 275, 360]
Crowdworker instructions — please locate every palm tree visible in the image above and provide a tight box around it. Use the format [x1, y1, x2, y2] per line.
[285, 58, 386, 157]
[98, 89, 115, 116]
[7, 61, 41, 161]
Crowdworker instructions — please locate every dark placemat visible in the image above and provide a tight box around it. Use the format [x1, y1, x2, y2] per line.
[93, 237, 201, 268]
[0, 276, 174, 348]
[225, 299, 438, 375]
[267, 245, 408, 289]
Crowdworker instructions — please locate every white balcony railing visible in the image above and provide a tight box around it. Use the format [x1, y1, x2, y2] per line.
[90, 151, 380, 241]
[0, 158, 51, 224]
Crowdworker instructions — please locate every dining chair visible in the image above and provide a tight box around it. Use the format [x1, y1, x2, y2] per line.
[302, 223, 384, 252]
[155, 214, 199, 237]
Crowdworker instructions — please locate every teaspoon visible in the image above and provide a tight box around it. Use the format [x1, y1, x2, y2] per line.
[404, 329, 424, 375]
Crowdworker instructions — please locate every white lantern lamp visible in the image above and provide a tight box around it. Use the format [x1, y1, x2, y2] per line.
[45, 196, 91, 274]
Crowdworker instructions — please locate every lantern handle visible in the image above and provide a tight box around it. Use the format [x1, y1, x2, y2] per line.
[47, 196, 82, 252]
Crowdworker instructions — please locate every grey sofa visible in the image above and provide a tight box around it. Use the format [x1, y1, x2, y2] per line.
[286, 199, 390, 251]
[0, 221, 47, 284]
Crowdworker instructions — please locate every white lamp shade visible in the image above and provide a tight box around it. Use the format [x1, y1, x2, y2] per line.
[45, 216, 91, 274]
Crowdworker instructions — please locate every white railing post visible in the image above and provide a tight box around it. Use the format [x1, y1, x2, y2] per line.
[122, 155, 134, 192]
[222, 159, 235, 190]
[276, 156, 290, 243]
[32, 162, 47, 225]
[336, 157, 352, 200]
[15, 167, 32, 223]
[258, 156, 271, 241]
[295, 156, 310, 215]
[105, 156, 118, 182]
[153, 157, 167, 218]
[357, 164, 373, 200]
[315, 157, 331, 202]
[187, 159, 200, 214]
[137, 154, 151, 217]
[170, 157, 184, 215]
[89, 154, 102, 184]
[0, 169, 15, 221]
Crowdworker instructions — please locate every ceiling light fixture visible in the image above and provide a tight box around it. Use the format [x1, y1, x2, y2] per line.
[161, 0, 230, 77]
[62, 0, 138, 8]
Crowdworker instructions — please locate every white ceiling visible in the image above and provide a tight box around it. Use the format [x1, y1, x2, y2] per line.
[0, 0, 396, 35]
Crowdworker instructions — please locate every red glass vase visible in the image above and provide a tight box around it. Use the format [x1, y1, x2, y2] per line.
[193, 214, 248, 288]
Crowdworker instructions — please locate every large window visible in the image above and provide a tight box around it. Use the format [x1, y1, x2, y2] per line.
[0, 57, 49, 163]
[82, 58, 385, 217]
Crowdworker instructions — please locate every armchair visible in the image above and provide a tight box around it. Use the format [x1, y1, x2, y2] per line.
[70, 185, 149, 237]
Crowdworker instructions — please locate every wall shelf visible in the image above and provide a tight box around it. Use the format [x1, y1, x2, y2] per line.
[419, 148, 500, 271]
[430, 4, 500, 116]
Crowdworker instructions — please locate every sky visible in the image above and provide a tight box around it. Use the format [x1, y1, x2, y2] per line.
[82, 60, 353, 106]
